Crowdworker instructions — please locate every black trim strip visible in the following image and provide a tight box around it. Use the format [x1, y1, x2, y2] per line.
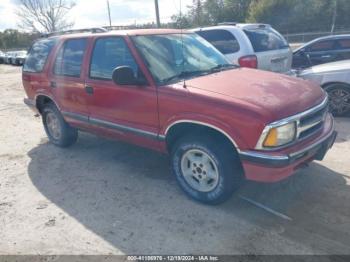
[24, 98, 39, 114]
[24, 98, 36, 108]
[62, 111, 89, 123]
[61, 111, 164, 141]
[90, 117, 159, 140]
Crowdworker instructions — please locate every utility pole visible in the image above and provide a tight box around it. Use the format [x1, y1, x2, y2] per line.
[154, 0, 161, 28]
[331, 0, 337, 34]
[107, 0, 112, 27]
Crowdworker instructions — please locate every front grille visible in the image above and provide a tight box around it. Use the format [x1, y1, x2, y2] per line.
[299, 122, 323, 139]
[297, 101, 328, 140]
[299, 106, 328, 127]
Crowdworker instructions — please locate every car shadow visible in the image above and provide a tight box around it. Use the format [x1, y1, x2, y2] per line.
[27, 133, 350, 254]
[334, 117, 350, 143]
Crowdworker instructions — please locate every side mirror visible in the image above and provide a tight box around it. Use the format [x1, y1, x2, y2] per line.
[112, 66, 145, 86]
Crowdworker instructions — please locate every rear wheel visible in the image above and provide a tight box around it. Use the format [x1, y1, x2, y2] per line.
[42, 103, 78, 147]
[171, 134, 243, 205]
[324, 83, 350, 116]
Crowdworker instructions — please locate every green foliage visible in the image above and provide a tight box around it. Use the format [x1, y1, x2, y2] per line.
[172, 0, 254, 28]
[171, 0, 350, 33]
[0, 29, 38, 51]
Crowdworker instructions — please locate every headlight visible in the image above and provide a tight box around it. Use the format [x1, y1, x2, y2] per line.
[262, 122, 296, 148]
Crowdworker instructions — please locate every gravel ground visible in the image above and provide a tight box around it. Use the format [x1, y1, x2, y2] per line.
[0, 64, 350, 255]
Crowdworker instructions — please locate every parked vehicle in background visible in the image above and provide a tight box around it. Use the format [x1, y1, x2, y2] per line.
[3, 52, 12, 64]
[0, 51, 5, 63]
[5, 51, 17, 64]
[191, 23, 292, 74]
[298, 60, 350, 116]
[12, 51, 27, 66]
[22, 28, 336, 204]
[293, 35, 350, 69]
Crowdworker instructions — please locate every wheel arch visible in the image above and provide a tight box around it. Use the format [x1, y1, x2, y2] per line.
[35, 94, 60, 114]
[322, 81, 350, 89]
[164, 120, 241, 154]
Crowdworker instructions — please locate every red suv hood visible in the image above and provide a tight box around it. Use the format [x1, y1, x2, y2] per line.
[184, 68, 326, 121]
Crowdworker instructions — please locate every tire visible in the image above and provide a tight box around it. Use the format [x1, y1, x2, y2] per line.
[324, 83, 350, 117]
[171, 134, 243, 205]
[42, 103, 78, 147]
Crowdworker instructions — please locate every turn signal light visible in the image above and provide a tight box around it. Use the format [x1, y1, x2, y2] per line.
[263, 128, 278, 147]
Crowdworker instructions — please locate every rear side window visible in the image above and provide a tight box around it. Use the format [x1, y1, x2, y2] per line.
[23, 38, 57, 73]
[337, 39, 350, 49]
[244, 27, 288, 52]
[196, 29, 240, 54]
[54, 38, 87, 77]
[308, 40, 335, 52]
[89, 37, 140, 80]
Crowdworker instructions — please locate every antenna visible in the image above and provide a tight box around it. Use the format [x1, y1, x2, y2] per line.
[180, 0, 186, 89]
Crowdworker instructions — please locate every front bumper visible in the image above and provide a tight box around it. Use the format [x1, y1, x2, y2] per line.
[239, 114, 336, 182]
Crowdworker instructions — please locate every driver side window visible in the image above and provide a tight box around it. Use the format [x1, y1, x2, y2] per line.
[89, 37, 144, 81]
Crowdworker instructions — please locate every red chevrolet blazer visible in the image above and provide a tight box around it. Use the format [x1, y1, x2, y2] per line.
[22, 29, 337, 204]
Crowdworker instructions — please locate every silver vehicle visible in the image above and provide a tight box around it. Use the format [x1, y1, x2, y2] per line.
[12, 51, 27, 66]
[5, 51, 16, 64]
[298, 60, 350, 116]
[0, 50, 5, 63]
[191, 23, 292, 74]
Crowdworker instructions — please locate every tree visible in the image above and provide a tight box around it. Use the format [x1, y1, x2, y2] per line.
[247, 0, 350, 33]
[15, 0, 76, 33]
[171, 0, 254, 28]
[0, 29, 38, 50]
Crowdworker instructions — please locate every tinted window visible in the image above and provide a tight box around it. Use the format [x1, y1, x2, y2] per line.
[244, 27, 289, 52]
[337, 39, 350, 49]
[196, 29, 240, 54]
[54, 38, 87, 77]
[309, 40, 335, 52]
[90, 37, 140, 80]
[23, 38, 57, 73]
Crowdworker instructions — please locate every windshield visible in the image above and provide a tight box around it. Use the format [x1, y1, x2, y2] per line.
[132, 33, 234, 84]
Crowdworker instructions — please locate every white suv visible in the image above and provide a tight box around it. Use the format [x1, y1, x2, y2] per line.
[191, 23, 292, 74]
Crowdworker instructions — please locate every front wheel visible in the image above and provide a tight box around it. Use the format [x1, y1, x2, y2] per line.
[171, 135, 243, 205]
[42, 103, 78, 147]
[324, 83, 350, 117]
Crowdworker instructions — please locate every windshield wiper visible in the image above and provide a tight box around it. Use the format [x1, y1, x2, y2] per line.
[160, 64, 237, 84]
[160, 70, 210, 84]
[209, 63, 237, 72]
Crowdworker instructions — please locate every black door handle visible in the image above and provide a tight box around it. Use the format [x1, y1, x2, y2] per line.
[85, 85, 94, 94]
[50, 81, 57, 88]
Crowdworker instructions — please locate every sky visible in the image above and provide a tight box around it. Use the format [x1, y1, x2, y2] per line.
[0, 0, 193, 31]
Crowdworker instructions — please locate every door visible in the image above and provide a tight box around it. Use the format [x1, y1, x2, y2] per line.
[335, 38, 350, 61]
[84, 36, 159, 143]
[49, 38, 90, 121]
[305, 39, 337, 66]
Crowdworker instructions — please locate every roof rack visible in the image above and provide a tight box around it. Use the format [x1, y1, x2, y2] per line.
[41, 27, 107, 38]
[217, 22, 238, 26]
